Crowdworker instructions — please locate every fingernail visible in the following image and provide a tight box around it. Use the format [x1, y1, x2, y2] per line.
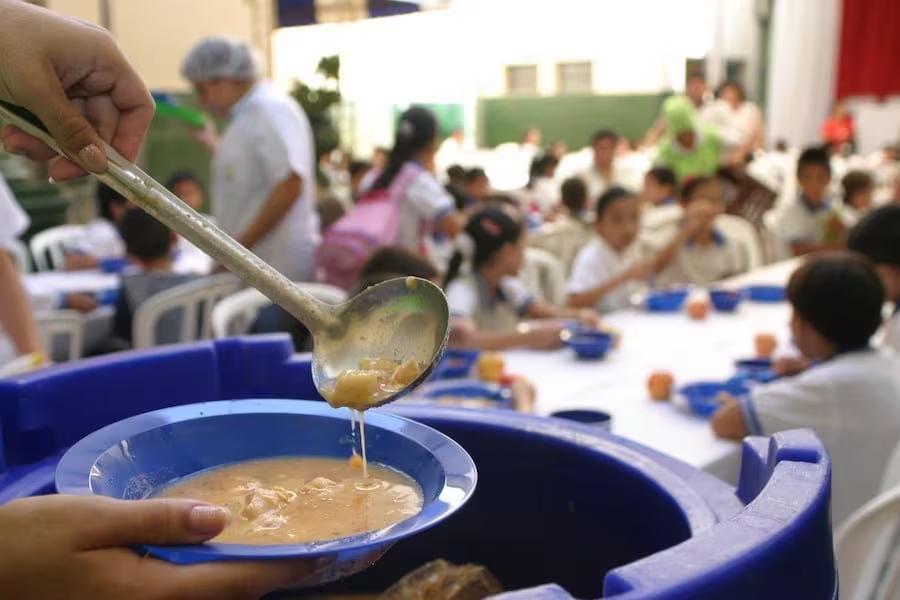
[188, 505, 229, 534]
[77, 143, 107, 172]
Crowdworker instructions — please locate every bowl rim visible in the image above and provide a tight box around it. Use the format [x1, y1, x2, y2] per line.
[55, 399, 478, 560]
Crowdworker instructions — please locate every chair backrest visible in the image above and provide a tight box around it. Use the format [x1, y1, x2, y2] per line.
[521, 247, 566, 305]
[28, 225, 86, 272]
[34, 310, 83, 363]
[132, 273, 241, 349]
[6, 239, 31, 273]
[717, 213, 765, 271]
[210, 283, 348, 339]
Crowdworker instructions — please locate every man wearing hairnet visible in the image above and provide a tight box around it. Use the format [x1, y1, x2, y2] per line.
[182, 37, 319, 281]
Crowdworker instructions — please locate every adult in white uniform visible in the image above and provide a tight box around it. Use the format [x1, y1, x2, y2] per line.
[182, 37, 319, 281]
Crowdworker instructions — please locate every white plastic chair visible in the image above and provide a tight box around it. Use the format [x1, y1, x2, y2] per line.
[210, 283, 347, 339]
[29, 225, 85, 272]
[717, 214, 764, 271]
[34, 310, 83, 362]
[521, 247, 566, 305]
[835, 441, 900, 600]
[132, 273, 241, 349]
[6, 238, 31, 273]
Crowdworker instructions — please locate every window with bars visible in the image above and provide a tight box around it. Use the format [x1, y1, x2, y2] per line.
[505, 65, 538, 95]
[556, 62, 593, 94]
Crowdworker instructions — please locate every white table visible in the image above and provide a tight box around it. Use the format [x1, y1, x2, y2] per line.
[503, 259, 802, 484]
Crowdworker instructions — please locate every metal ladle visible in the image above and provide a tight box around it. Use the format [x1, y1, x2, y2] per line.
[0, 101, 450, 408]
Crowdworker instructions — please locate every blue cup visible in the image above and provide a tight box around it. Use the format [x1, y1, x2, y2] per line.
[679, 381, 749, 418]
[646, 289, 689, 312]
[709, 289, 742, 312]
[565, 331, 613, 360]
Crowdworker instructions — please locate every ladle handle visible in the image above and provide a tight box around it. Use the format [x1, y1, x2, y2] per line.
[0, 100, 331, 331]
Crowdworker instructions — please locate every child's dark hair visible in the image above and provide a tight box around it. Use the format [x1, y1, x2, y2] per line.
[797, 146, 832, 177]
[120, 208, 172, 261]
[444, 207, 524, 287]
[349, 160, 371, 179]
[561, 177, 587, 215]
[372, 107, 437, 191]
[596, 186, 635, 220]
[646, 166, 677, 189]
[528, 154, 558, 188]
[841, 170, 874, 207]
[96, 184, 128, 222]
[165, 170, 202, 191]
[465, 168, 488, 185]
[446, 165, 466, 185]
[716, 80, 746, 101]
[592, 128, 619, 146]
[680, 175, 716, 203]
[352, 246, 438, 294]
[847, 205, 900, 268]
[787, 252, 885, 350]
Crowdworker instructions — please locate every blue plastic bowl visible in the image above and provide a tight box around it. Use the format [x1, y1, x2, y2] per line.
[646, 289, 689, 313]
[709, 289, 742, 312]
[680, 382, 749, 418]
[412, 379, 513, 410]
[566, 332, 613, 360]
[745, 285, 786, 303]
[550, 409, 612, 430]
[55, 399, 477, 582]
[734, 358, 779, 384]
[431, 348, 480, 380]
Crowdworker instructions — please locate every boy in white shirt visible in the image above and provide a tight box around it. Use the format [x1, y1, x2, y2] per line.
[712, 252, 900, 523]
[848, 205, 900, 354]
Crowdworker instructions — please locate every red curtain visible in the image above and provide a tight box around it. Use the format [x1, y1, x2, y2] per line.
[836, 0, 900, 99]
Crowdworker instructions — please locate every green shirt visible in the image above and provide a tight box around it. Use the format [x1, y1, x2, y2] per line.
[656, 126, 722, 182]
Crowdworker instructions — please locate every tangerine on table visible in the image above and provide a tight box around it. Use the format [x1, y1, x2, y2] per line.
[755, 333, 778, 358]
[648, 371, 675, 401]
[687, 299, 710, 321]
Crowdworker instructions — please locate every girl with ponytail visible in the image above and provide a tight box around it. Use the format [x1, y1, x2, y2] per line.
[445, 207, 600, 350]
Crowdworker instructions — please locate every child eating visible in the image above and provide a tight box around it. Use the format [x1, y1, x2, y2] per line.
[711, 252, 900, 523]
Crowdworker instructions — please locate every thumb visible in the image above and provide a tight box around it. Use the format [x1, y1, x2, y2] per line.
[26, 77, 108, 173]
[77, 497, 229, 549]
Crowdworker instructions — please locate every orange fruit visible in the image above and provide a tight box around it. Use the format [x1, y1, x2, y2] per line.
[755, 333, 777, 358]
[687, 299, 710, 321]
[648, 371, 675, 401]
[477, 352, 505, 383]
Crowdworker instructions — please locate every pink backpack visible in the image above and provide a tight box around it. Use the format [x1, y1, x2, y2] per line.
[316, 163, 421, 290]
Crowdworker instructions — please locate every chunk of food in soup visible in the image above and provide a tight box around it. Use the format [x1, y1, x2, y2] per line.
[157, 457, 423, 545]
[326, 358, 424, 409]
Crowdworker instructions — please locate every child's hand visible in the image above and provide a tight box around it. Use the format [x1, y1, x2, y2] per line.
[773, 356, 810, 377]
[509, 376, 537, 413]
[64, 253, 99, 271]
[521, 323, 565, 350]
[710, 392, 749, 440]
[824, 212, 846, 244]
[576, 309, 602, 329]
[64, 293, 99, 313]
[626, 260, 654, 281]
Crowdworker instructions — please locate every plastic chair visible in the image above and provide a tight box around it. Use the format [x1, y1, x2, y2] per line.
[34, 310, 83, 362]
[28, 224, 86, 272]
[521, 247, 566, 305]
[717, 214, 765, 271]
[210, 282, 347, 338]
[6, 239, 31, 273]
[132, 273, 241, 349]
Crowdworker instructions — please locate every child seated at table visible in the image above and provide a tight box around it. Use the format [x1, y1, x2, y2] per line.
[711, 252, 900, 523]
[567, 187, 656, 313]
[839, 170, 874, 228]
[65, 184, 130, 271]
[111, 209, 197, 347]
[446, 207, 599, 350]
[848, 205, 900, 354]
[642, 166, 678, 209]
[651, 176, 750, 287]
[526, 178, 593, 273]
[773, 147, 844, 258]
[166, 170, 206, 211]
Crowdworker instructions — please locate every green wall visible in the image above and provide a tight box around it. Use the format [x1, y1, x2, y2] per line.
[478, 93, 668, 149]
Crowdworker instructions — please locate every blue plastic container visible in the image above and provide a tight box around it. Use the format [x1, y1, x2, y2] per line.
[680, 381, 750, 417]
[55, 399, 476, 579]
[745, 285, 786, 303]
[734, 358, 779, 384]
[431, 348, 480, 380]
[411, 378, 513, 410]
[646, 289, 689, 313]
[550, 409, 612, 430]
[709, 289, 742, 313]
[0, 336, 837, 598]
[566, 332, 613, 360]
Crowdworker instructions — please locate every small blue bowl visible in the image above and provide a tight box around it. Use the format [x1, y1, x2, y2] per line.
[646, 289, 689, 313]
[432, 349, 480, 380]
[98, 257, 130, 273]
[55, 400, 477, 583]
[709, 289, 742, 313]
[550, 409, 612, 430]
[734, 358, 779, 383]
[680, 382, 749, 418]
[413, 379, 513, 410]
[745, 285, 786, 303]
[566, 332, 613, 360]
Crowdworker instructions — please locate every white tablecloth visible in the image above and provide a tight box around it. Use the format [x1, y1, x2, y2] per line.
[503, 259, 802, 484]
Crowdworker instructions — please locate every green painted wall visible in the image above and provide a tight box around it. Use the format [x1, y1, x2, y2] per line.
[478, 93, 668, 149]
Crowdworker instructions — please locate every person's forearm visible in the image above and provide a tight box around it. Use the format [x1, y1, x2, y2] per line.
[238, 173, 301, 249]
[790, 241, 844, 257]
[449, 329, 529, 351]
[0, 253, 41, 355]
[567, 271, 630, 308]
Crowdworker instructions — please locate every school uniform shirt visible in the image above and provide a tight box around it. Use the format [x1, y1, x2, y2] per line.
[395, 165, 455, 254]
[773, 196, 838, 259]
[655, 228, 746, 287]
[67, 218, 124, 260]
[579, 163, 633, 203]
[446, 273, 534, 333]
[0, 174, 29, 366]
[211, 81, 319, 282]
[740, 349, 900, 524]
[527, 215, 593, 274]
[567, 235, 640, 313]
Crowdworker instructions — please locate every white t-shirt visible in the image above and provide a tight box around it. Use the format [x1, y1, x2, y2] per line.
[0, 175, 30, 366]
[567, 236, 639, 313]
[579, 163, 634, 203]
[212, 81, 320, 282]
[395, 167, 454, 253]
[68, 218, 124, 260]
[742, 349, 900, 524]
[530, 176, 559, 215]
[446, 273, 534, 333]
[773, 198, 837, 259]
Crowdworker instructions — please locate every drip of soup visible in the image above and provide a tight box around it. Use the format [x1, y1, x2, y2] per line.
[157, 457, 423, 545]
